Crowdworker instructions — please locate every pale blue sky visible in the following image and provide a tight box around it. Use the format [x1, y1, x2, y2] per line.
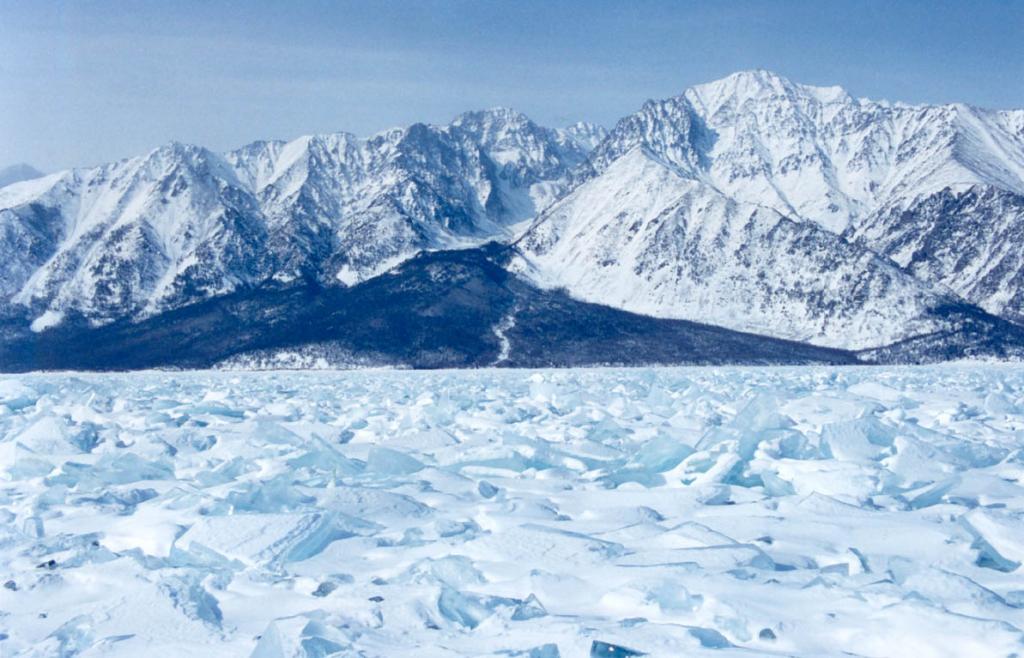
[2, 0, 1022, 171]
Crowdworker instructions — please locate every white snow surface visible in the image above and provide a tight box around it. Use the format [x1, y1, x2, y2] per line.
[2, 366, 1024, 657]
[28, 310, 65, 333]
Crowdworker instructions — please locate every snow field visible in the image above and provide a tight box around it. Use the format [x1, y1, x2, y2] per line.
[1, 366, 1024, 656]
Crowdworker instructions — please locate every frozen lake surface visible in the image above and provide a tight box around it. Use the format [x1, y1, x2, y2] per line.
[1, 366, 1024, 657]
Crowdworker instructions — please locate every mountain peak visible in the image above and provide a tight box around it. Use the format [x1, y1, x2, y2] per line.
[695, 68, 793, 94]
[561, 121, 608, 151]
[0, 163, 45, 189]
[722, 68, 790, 85]
[456, 105, 529, 119]
[139, 140, 244, 190]
[450, 107, 538, 135]
[687, 69, 852, 112]
[147, 140, 212, 162]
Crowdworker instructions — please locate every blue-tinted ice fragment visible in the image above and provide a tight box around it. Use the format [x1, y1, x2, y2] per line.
[23, 516, 44, 538]
[437, 586, 495, 629]
[511, 593, 547, 621]
[300, 636, 346, 656]
[49, 615, 96, 656]
[95, 453, 174, 485]
[478, 480, 499, 498]
[403, 555, 484, 587]
[68, 423, 101, 453]
[160, 574, 223, 627]
[188, 433, 217, 452]
[8, 454, 54, 480]
[437, 519, 481, 538]
[226, 475, 316, 513]
[960, 516, 1022, 572]
[367, 447, 424, 476]
[195, 457, 250, 488]
[598, 469, 665, 489]
[189, 403, 244, 419]
[437, 586, 523, 629]
[590, 640, 645, 657]
[251, 621, 285, 658]
[760, 471, 796, 497]
[312, 581, 337, 597]
[984, 392, 1017, 416]
[1004, 590, 1024, 608]
[644, 581, 702, 612]
[688, 627, 732, 648]
[631, 435, 694, 472]
[287, 440, 362, 477]
[77, 488, 158, 515]
[907, 475, 960, 509]
[0, 380, 39, 410]
[730, 394, 792, 433]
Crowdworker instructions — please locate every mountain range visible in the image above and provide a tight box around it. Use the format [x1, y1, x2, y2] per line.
[2, 70, 1024, 370]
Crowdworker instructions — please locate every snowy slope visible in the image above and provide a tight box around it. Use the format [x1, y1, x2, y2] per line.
[515, 70, 1024, 348]
[1, 111, 599, 322]
[514, 148, 950, 349]
[849, 186, 1024, 324]
[1, 144, 268, 323]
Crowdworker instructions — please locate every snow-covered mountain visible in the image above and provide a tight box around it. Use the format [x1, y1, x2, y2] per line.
[225, 108, 597, 285]
[653, 70, 1024, 234]
[0, 163, 44, 188]
[515, 69, 1024, 348]
[0, 144, 267, 324]
[513, 148, 950, 349]
[848, 186, 1024, 325]
[0, 110, 599, 322]
[2, 70, 1023, 359]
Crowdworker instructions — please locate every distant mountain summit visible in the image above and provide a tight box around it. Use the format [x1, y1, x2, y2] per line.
[2, 71, 1024, 368]
[0, 163, 44, 188]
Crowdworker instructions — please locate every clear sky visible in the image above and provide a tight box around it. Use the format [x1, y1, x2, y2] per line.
[2, 0, 1022, 171]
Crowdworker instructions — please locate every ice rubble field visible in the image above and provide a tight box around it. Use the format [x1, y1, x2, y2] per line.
[2, 368, 1024, 657]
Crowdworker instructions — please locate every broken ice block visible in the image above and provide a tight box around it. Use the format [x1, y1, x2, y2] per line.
[590, 640, 645, 657]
